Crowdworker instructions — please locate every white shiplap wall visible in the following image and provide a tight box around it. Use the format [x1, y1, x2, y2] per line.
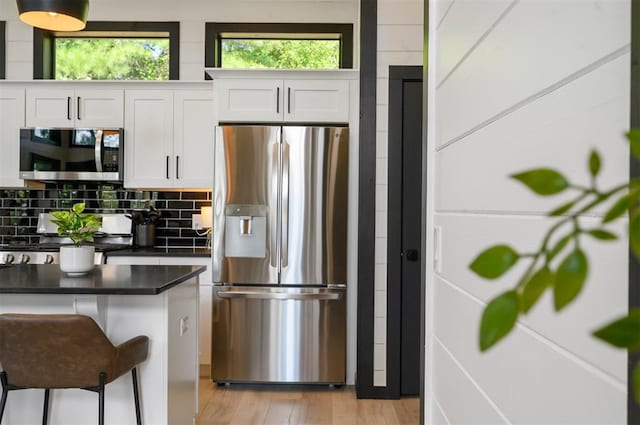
[427, 0, 630, 423]
[0, 0, 359, 80]
[374, 0, 424, 387]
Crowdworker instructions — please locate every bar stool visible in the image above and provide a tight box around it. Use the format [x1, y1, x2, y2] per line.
[0, 313, 149, 425]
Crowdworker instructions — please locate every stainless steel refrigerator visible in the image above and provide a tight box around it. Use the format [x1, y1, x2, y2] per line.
[211, 125, 348, 384]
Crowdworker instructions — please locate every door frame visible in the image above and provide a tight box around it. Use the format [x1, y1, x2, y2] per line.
[386, 65, 424, 398]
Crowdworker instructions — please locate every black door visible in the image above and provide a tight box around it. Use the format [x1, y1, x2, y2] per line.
[388, 66, 423, 397]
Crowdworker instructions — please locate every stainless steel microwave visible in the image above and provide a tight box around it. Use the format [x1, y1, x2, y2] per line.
[19, 128, 124, 181]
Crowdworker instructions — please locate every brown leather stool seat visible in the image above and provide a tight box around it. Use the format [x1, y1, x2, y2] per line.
[0, 314, 149, 425]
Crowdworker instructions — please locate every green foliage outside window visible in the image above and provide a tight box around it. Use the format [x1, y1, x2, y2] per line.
[55, 39, 169, 80]
[221, 39, 339, 69]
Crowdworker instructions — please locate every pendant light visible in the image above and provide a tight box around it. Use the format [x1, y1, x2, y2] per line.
[16, 0, 89, 32]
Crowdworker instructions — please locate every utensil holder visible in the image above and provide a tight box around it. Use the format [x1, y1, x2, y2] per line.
[135, 224, 155, 247]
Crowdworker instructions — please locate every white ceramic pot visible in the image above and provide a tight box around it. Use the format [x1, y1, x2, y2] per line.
[59, 245, 95, 276]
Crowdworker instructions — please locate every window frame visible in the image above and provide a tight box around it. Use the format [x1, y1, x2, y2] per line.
[0, 21, 5, 79]
[33, 21, 180, 80]
[204, 22, 353, 73]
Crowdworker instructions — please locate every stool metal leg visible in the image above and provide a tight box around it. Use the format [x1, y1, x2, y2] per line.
[98, 372, 106, 425]
[0, 372, 8, 425]
[132, 368, 142, 425]
[42, 388, 50, 425]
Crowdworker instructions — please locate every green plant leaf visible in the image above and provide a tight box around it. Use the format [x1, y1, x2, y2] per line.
[72, 202, 85, 214]
[548, 234, 572, 261]
[630, 212, 640, 262]
[521, 267, 554, 313]
[511, 168, 569, 196]
[479, 290, 519, 351]
[603, 194, 631, 224]
[634, 363, 640, 404]
[469, 245, 519, 279]
[587, 229, 618, 241]
[548, 200, 575, 217]
[554, 249, 588, 311]
[593, 309, 640, 351]
[588, 150, 601, 177]
[627, 130, 640, 162]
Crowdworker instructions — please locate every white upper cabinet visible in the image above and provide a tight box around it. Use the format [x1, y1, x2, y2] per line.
[173, 90, 215, 188]
[0, 88, 26, 187]
[124, 90, 175, 188]
[283, 79, 350, 122]
[214, 79, 283, 123]
[124, 89, 214, 189]
[26, 88, 124, 128]
[214, 78, 349, 123]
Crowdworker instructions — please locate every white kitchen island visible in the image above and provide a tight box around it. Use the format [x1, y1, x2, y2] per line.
[0, 264, 203, 425]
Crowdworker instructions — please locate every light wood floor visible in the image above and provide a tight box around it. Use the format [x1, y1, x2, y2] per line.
[196, 378, 420, 425]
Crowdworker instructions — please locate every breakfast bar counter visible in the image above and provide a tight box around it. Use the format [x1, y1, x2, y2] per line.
[0, 264, 205, 294]
[0, 264, 204, 425]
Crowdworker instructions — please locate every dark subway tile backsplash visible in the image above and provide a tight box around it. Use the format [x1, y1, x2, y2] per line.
[0, 183, 212, 248]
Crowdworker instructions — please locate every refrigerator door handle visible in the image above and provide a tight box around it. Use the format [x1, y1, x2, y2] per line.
[215, 290, 342, 300]
[270, 142, 279, 268]
[281, 141, 289, 268]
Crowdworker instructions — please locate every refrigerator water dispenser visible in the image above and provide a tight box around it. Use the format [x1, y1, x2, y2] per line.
[224, 205, 267, 258]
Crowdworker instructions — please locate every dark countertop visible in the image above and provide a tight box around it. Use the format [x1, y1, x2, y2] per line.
[105, 248, 211, 257]
[0, 264, 205, 295]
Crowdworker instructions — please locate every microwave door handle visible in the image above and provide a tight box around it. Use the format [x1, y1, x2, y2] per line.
[94, 130, 103, 172]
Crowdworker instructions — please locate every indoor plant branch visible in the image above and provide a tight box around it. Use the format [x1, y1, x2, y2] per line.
[470, 131, 640, 401]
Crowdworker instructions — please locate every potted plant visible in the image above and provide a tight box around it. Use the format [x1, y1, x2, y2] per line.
[50, 202, 101, 275]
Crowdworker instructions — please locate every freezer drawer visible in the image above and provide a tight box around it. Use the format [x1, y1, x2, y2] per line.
[212, 286, 346, 384]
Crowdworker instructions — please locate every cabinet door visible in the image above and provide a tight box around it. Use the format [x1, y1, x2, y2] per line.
[174, 90, 214, 188]
[284, 80, 350, 123]
[124, 90, 174, 188]
[0, 88, 25, 187]
[214, 79, 283, 123]
[75, 89, 124, 128]
[25, 89, 75, 127]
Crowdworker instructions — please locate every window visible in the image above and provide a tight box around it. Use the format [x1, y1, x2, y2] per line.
[33, 21, 179, 80]
[0, 21, 5, 79]
[205, 23, 353, 73]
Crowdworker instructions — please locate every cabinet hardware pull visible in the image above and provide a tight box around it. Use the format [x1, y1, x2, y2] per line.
[77, 96, 81, 120]
[287, 87, 291, 114]
[166, 156, 170, 179]
[67, 97, 71, 120]
[176, 156, 180, 179]
[276, 87, 280, 113]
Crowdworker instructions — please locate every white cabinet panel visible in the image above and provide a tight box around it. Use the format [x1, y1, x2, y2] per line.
[0, 88, 25, 187]
[25, 89, 72, 127]
[26, 89, 123, 128]
[125, 89, 213, 189]
[124, 90, 174, 188]
[214, 79, 282, 123]
[75, 89, 124, 128]
[284, 79, 349, 122]
[173, 90, 215, 188]
[214, 78, 349, 123]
